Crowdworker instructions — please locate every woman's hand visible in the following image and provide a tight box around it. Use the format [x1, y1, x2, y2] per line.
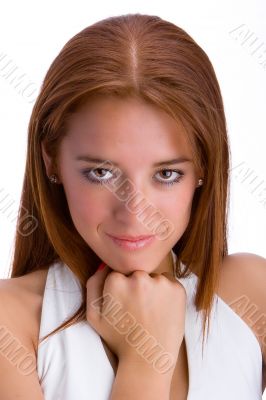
[86, 264, 187, 375]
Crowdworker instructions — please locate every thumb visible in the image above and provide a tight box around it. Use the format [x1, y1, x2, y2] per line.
[86, 262, 112, 326]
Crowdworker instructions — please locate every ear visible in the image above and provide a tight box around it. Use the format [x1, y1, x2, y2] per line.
[41, 142, 53, 178]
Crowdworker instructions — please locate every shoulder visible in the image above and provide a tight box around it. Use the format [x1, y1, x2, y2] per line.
[0, 270, 48, 398]
[217, 252, 266, 381]
[218, 252, 266, 309]
[0, 268, 49, 355]
[218, 252, 266, 297]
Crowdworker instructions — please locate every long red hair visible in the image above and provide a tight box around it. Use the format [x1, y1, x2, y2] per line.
[9, 13, 230, 351]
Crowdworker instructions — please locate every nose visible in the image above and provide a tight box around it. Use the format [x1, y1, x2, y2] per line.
[113, 188, 149, 220]
[111, 180, 157, 234]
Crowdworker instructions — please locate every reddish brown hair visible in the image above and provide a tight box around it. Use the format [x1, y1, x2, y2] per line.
[9, 13, 230, 350]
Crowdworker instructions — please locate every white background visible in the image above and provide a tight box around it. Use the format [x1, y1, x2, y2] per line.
[0, 0, 265, 396]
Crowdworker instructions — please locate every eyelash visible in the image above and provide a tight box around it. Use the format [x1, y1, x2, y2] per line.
[80, 167, 185, 187]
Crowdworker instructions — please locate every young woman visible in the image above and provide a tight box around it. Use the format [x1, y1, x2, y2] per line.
[0, 13, 265, 400]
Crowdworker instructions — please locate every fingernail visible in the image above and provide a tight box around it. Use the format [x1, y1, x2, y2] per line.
[97, 262, 106, 271]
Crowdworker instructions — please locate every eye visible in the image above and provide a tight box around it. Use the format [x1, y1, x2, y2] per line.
[80, 167, 184, 187]
[81, 168, 114, 185]
[154, 169, 184, 186]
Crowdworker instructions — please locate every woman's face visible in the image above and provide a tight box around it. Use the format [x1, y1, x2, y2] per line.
[42, 95, 200, 275]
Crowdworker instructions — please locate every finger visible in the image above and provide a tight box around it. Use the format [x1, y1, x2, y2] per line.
[151, 271, 183, 288]
[160, 272, 187, 302]
[160, 271, 183, 285]
[86, 263, 112, 324]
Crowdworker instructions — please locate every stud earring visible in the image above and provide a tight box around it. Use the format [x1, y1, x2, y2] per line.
[197, 178, 203, 187]
[49, 174, 58, 184]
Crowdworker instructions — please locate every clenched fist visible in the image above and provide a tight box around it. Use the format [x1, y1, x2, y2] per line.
[86, 264, 187, 375]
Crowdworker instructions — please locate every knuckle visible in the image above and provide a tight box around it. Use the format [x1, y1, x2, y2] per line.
[173, 281, 187, 295]
[105, 271, 124, 287]
[131, 270, 148, 279]
[130, 270, 150, 289]
[131, 270, 150, 286]
[156, 274, 167, 283]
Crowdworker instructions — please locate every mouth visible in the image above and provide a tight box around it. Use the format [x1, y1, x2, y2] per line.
[107, 233, 155, 241]
[106, 233, 156, 251]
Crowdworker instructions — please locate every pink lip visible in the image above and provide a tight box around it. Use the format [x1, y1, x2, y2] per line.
[107, 233, 154, 241]
[107, 234, 155, 251]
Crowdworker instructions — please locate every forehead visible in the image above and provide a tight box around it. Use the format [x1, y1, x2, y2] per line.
[63, 95, 193, 158]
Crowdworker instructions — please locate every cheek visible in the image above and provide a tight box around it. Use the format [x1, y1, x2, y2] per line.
[159, 187, 195, 230]
[63, 184, 106, 229]
[162, 185, 194, 213]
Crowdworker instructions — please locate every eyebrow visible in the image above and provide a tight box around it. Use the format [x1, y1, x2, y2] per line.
[75, 155, 192, 167]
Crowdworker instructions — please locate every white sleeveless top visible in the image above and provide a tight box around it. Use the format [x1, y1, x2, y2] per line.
[37, 250, 263, 399]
